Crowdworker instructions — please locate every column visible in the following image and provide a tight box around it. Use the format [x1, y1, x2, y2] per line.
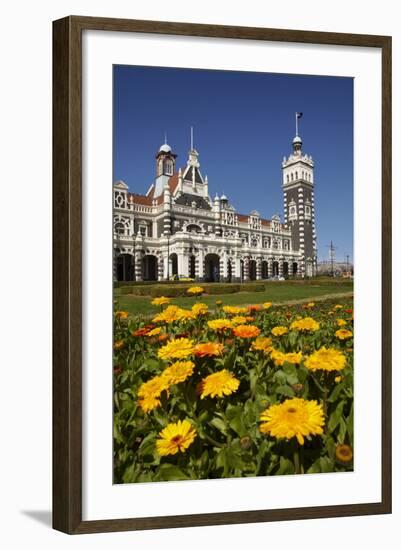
[197, 250, 204, 281]
[157, 256, 164, 281]
[220, 255, 226, 282]
[162, 253, 169, 279]
[134, 253, 142, 281]
[234, 257, 241, 283]
[279, 258, 284, 278]
[177, 252, 186, 278]
[256, 258, 262, 280]
[268, 258, 273, 280]
[243, 257, 250, 281]
[288, 260, 293, 278]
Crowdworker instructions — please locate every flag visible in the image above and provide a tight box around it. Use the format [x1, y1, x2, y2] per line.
[296, 112, 303, 119]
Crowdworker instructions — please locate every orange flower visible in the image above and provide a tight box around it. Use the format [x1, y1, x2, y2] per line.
[233, 325, 261, 339]
[158, 333, 169, 343]
[132, 325, 155, 337]
[193, 342, 224, 357]
[114, 339, 125, 350]
[247, 304, 262, 313]
[115, 310, 129, 320]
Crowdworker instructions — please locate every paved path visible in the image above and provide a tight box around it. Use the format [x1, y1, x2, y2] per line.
[274, 291, 353, 307]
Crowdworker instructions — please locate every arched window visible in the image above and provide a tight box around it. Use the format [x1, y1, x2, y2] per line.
[286, 174, 289, 183]
[291, 173, 294, 181]
[114, 222, 125, 235]
[295, 171, 298, 179]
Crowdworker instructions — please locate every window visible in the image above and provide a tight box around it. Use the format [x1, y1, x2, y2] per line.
[295, 171, 298, 179]
[291, 173, 294, 181]
[286, 174, 289, 183]
[114, 222, 125, 235]
[139, 225, 147, 236]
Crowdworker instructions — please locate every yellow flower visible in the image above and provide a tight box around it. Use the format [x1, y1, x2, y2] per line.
[137, 375, 169, 413]
[259, 398, 325, 445]
[157, 338, 194, 361]
[233, 324, 261, 339]
[290, 317, 320, 332]
[192, 302, 209, 316]
[200, 370, 240, 399]
[156, 420, 197, 456]
[335, 444, 353, 463]
[334, 304, 343, 309]
[187, 286, 204, 295]
[115, 310, 129, 319]
[263, 302, 273, 310]
[146, 327, 162, 337]
[113, 339, 125, 350]
[335, 329, 353, 340]
[215, 300, 223, 306]
[334, 375, 342, 383]
[251, 336, 273, 354]
[179, 309, 196, 322]
[152, 305, 183, 324]
[207, 318, 233, 331]
[193, 342, 224, 357]
[306, 302, 315, 308]
[162, 361, 194, 385]
[151, 296, 170, 306]
[231, 315, 249, 325]
[270, 349, 303, 367]
[222, 305, 247, 315]
[272, 326, 288, 337]
[336, 319, 347, 327]
[305, 346, 347, 372]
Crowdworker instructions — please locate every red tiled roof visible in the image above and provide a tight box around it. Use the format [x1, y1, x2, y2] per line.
[168, 173, 180, 194]
[237, 214, 249, 222]
[128, 193, 153, 206]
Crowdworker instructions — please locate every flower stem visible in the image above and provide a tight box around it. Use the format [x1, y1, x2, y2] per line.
[294, 444, 301, 474]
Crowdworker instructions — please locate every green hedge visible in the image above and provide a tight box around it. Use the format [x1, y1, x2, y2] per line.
[204, 284, 241, 295]
[120, 286, 134, 295]
[240, 283, 265, 292]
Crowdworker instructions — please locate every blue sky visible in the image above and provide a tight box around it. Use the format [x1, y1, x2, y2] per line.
[113, 66, 353, 262]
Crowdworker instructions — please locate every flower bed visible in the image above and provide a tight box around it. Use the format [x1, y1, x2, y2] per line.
[113, 296, 354, 483]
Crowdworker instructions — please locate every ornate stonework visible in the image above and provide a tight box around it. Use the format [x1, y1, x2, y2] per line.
[114, 132, 317, 282]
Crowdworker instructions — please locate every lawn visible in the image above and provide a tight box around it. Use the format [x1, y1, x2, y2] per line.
[116, 280, 353, 316]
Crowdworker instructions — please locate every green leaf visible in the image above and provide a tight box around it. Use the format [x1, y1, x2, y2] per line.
[328, 382, 344, 403]
[276, 384, 295, 397]
[210, 417, 228, 436]
[346, 404, 354, 442]
[338, 417, 347, 444]
[288, 331, 298, 347]
[155, 464, 190, 481]
[319, 456, 335, 473]
[328, 400, 345, 433]
[276, 456, 295, 475]
[282, 363, 299, 385]
[229, 414, 247, 437]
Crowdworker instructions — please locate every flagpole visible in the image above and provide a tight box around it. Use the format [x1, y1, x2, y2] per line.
[295, 112, 298, 137]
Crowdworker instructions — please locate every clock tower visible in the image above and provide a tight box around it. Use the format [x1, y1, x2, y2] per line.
[282, 113, 317, 277]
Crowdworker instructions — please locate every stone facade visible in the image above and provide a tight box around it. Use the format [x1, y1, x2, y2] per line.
[114, 131, 317, 282]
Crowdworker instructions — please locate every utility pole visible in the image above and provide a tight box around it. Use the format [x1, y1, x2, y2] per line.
[326, 241, 336, 277]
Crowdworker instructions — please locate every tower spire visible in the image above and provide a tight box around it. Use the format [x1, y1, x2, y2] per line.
[164, 131, 167, 144]
[295, 112, 303, 137]
[190, 126, 194, 150]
